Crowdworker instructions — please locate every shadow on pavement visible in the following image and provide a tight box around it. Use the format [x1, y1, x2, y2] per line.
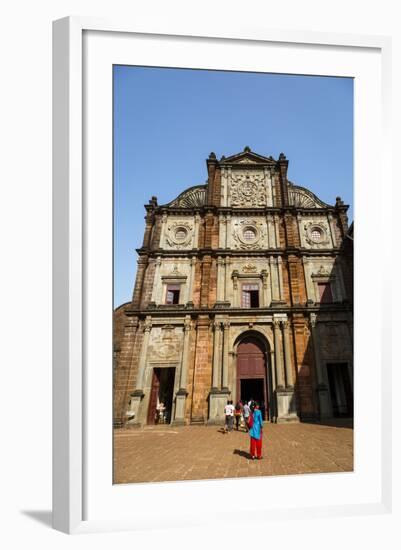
[233, 449, 251, 460]
[301, 418, 353, 429]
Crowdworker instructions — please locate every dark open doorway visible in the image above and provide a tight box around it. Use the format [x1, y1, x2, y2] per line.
[240, 378, 266, 418]
[327, 362, 353, 417]
[147, 367, 175, 425]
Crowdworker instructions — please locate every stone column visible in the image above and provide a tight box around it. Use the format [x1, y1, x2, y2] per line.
[216, 256, 225, 302]
[310, 313, 332, 419]
[269, 350, 277, 422]
[274, 214, 280, 247]
[302, 257, 315, 302]
[174, 317, 192, 424]
[282, 320, 294, 387]
[270, 257, 280, 301]
[225, 214, 232, 248]
[193, 213, 200, 249]
[273, 319, 285, 388]
[219, 215, 226, 248]
[187, 256, 196, 305]
[266, 214, 271, 248]
[128, 317, 152, 425]
[225, 257, 231, 304]
[150, 256, 161, 303]
[277, 256, 284, 300]
[212, 320, 221, 389]
[159, 213, 168, 248]
[222, 320, 230, 390]
[274, 318, 298, 422]
[131, 256, 148, 307]
[327, 212, 337, 248]
[261, 269, 270, 306]
[209, 319, 228, 424]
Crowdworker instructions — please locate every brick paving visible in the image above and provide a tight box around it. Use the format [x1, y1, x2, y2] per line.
[113, 420, 353, 484]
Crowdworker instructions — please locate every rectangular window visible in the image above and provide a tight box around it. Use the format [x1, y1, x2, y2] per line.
[165, 284, 180, 305]
[318, 282, 333, 303]
[242, 284, 260, 308]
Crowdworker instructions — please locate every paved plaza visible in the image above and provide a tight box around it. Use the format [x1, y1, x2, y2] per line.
[113, 420, 353, 484]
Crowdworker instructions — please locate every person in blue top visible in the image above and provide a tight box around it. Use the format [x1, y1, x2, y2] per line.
[248, 401, 264, 460]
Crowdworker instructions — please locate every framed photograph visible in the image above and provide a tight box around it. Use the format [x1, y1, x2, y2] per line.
[53, 17, 392, 534]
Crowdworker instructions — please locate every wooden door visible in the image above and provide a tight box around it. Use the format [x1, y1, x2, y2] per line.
[236, 336, 268, 418]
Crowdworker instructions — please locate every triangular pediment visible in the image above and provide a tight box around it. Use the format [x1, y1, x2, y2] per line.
[220, 148, 276, 165]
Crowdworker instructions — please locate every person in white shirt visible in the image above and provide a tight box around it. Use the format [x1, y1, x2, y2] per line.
[243, 402, 251, 432]
[224, 400, 235, 432]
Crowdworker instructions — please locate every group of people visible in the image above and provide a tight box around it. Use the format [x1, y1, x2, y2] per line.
[223, 399, 264, 460]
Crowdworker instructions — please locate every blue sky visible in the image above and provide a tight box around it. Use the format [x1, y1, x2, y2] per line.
[114, 66, 353, 307]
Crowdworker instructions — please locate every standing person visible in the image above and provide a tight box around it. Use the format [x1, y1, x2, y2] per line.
[234, 400, 243, 431]
[224, 400, 235, 432]
[242, 401, 251, 432]
[249, 401, 263, 459]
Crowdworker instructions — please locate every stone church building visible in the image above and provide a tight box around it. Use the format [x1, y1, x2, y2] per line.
[113, 147, 353, 427]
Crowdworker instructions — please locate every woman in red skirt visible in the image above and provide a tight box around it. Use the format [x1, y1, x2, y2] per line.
[248, 402, 263, 459]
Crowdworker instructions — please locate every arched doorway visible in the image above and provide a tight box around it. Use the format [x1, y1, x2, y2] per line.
[236, 334, 271, 421]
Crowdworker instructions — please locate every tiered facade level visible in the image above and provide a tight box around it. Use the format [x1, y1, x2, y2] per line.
[114, 148, 353, 427]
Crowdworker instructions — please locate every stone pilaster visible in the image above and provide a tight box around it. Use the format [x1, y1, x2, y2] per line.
[173, 316, 192, 425]
[282, 320, 294, 388]
[222, 320, 230, 390]
[127, 317, 152, 426]
[310, 313, 332, 419]
[131, 256, 148, 308]
[273, 319, 285, 388]
[274, 214, 280, 247]
[216, 256, 225, 302]
[187, 255, 196, 304]
[150, 256, 161, 303]
[194, 213, 201, 249]
[211, 320, 221, 389]
[277, 256, 284, 300]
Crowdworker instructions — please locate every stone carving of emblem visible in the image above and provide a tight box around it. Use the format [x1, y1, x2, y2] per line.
[232, 218, 266, 249]
[151, 325, 180, 360]
[166, 221, 193, 249]
[316, 265, 330, 276]
[242, 263, 257, 273]
[230, 170, 266, 207]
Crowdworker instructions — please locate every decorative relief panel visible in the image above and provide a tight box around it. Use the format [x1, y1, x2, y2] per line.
[288, 184, 330, 208]
[231, 218, 267, 250]
[165, 219, 194, 249]
[148, 325, 183, 362]
[230, 170, 266, 207]
[302, 219, 332, 249]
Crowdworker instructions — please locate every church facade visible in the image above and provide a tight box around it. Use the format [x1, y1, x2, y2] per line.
[113, 148, 353, 427]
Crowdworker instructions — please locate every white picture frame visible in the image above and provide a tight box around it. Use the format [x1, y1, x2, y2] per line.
[52, 16, 393, 535]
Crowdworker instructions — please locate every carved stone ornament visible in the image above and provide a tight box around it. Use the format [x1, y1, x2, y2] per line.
[150, 325, 180, 360]
[167, 185, 206, 208]
[288, 183, 330, 208]
[237, 158, 257, 164]
[242, 263, 258, 273]
[230, 170, 266, 207]
[303, 221, 330, 248]
[166, 221, 194, 249]
[232, 218, 266, 249]
[317, 265, 330, 276]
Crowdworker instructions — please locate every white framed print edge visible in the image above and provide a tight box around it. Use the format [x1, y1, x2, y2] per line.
[52, 16, 393, 535]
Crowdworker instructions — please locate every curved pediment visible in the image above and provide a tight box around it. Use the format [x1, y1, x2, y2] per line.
[164, 185, 207, 208]
[288, 183, 331, 208]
